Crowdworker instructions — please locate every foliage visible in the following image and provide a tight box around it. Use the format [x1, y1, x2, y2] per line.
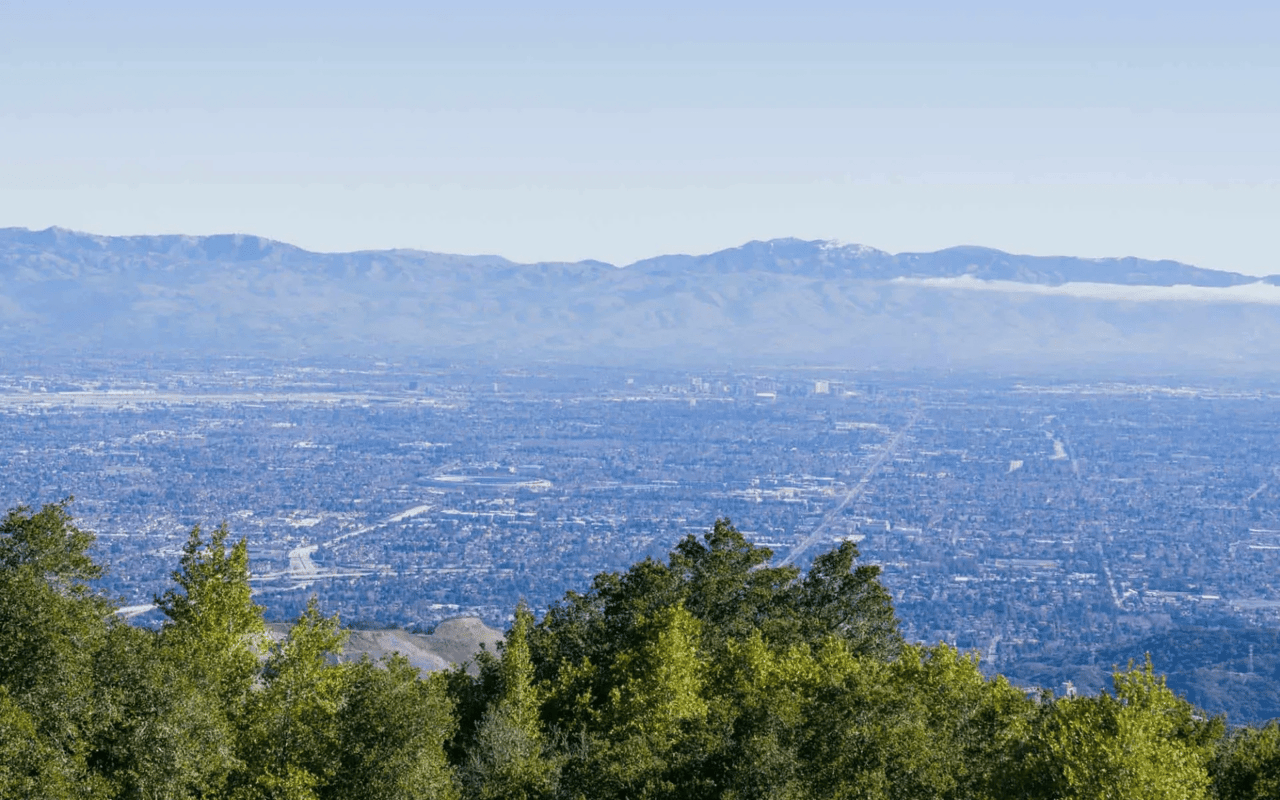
[1027, 657, 1221, 800]
[331, 657, 460, 800]
[0, 501, 112, 796]
[0, 686, 76, 800]
[1210, 721, 1280, 800]
[781, 541, 902, 660]
[155, 523, 266, 709]
[530, 520, 900, 727]
[3, 505, 1276, 800]
[229, 598, 348, 800]
[89, 622, 239, 799]
[463, 601, 557, 800]
[561, 603, 710, 800]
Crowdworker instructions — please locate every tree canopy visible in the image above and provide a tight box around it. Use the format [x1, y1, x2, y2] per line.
[0, 504, 1270, 800]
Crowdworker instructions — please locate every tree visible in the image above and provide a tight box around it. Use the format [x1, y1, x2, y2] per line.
[1209, 720, 1280, 800]
[605, 602, 708, 746]
[88, 622, 238, 800]
[155, 523, 265, 709]
[527, 517, 911, 798]
[703, 632, 820, 800]
[464, 602, 556, 800]
[1030, 657, 1220, 800]
[561, 602, 710, 800]
[779, 540, 901, 660]
[884, 644, 1036, 800]
[533, 520, 900, 671]
[150, 523, 269, 799]
[331, 657, 460, 800]
[231, 597, 347, 800]
[667, 519, 799, 652]
[0, 686, 76, 800]
[801, 640, 941, 800]
[0, 501, 113, 796]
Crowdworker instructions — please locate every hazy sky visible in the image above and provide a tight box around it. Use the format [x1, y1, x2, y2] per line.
[2, 1, 1278, 272]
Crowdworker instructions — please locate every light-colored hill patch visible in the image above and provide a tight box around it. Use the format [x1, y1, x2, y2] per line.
[267, 616, 504, 675]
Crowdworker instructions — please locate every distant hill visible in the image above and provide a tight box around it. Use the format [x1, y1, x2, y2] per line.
[5, 227, 1280, 370]
[627, 239, 1255, 287]
[1004, 626, 1280, 725]
[267, 616, 504, 675]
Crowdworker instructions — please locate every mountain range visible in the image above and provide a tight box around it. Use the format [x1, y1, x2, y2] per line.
[4, 226, 1280, 371]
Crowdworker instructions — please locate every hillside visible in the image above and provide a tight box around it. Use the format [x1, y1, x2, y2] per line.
[266, 617, 504, 675]
[1004, 626, 1280, 725]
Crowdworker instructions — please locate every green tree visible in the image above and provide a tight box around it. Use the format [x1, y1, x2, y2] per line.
[779, 540, 901, 659]
[330, 657, 460, 800]
[0, 686, 76, 800]
[527, 518, 909, 798]
[231, 598, 347, 800]
[531, 520, 900, 734]
[558, 603, 710, 800]
[1030, 657, 1220, 800]
[886, 644, 1036, 800]
[155, 523, 265, 709]
[88, 622, 238, 800]
[1209, 720, 1280, 800]
[530, 520, 774, 698]
[0, 501, 113, 797]
[801, 640, 938, 800]
[604, 603, 708, 745]
[464, 602, 556, 800]
[668, 519, 800, 652]
[705, 632, 821, 800]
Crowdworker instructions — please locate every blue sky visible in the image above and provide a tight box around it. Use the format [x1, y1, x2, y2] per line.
[2, 1, 1278, 272]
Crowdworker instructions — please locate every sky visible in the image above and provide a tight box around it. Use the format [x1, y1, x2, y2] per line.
[2, 1, 1278, 273]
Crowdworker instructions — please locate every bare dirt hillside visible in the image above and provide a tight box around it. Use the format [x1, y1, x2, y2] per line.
[267, 616, 504, 674]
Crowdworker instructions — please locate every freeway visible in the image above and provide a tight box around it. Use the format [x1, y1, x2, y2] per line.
[781, 407, 922, 567]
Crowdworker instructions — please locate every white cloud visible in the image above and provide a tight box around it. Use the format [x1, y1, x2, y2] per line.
[891, 275, 1280, 305]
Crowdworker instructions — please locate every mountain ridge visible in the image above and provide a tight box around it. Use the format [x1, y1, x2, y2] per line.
[4, 226, 1280, 370]
[3, 226, 1268, 287]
